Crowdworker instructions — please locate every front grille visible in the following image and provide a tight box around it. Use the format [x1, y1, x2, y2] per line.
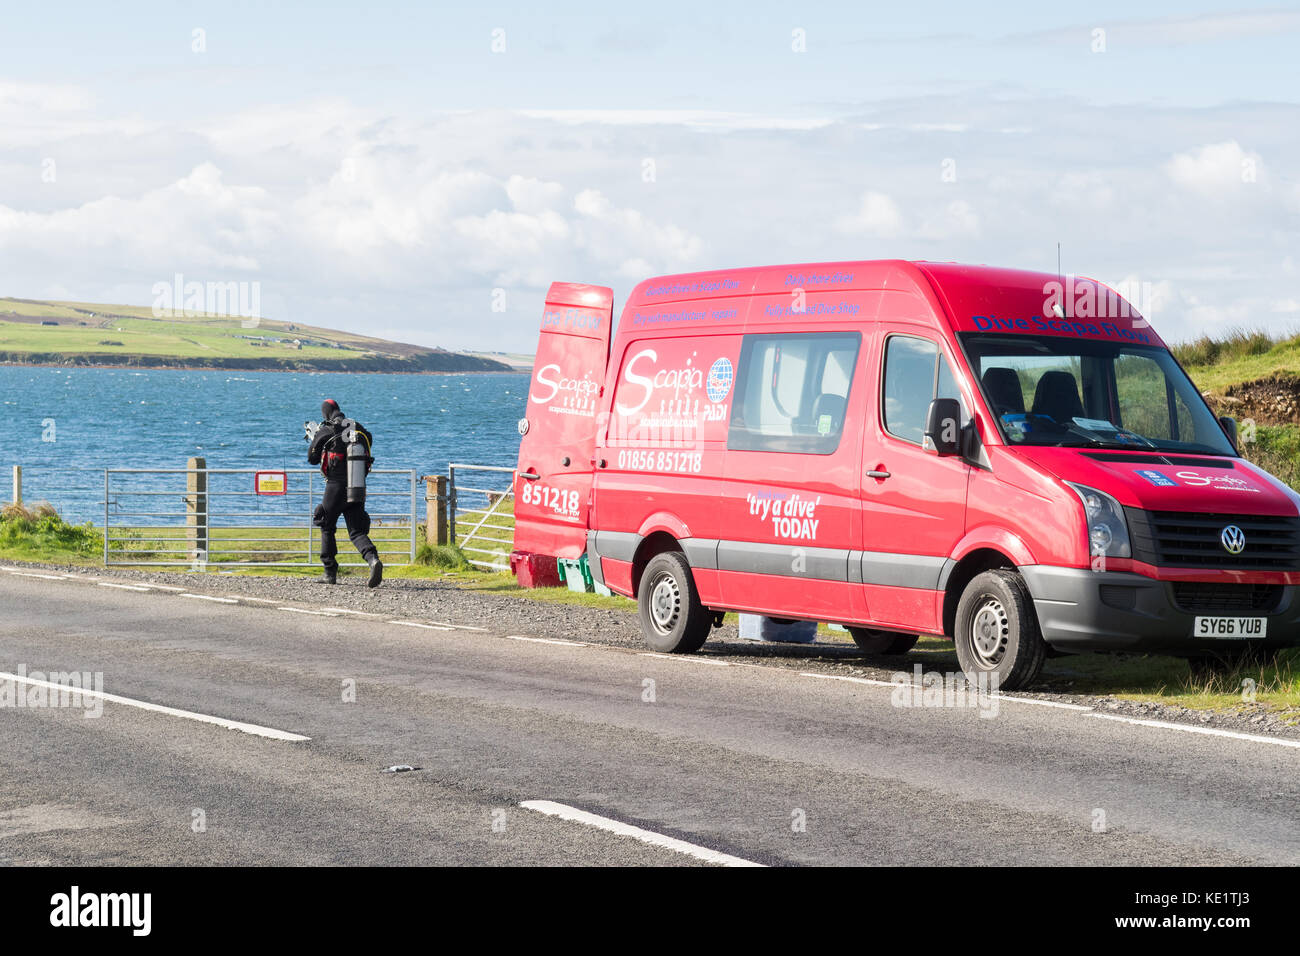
[1126, 509, 1300, 571]
[1171, 582, 1283, 614]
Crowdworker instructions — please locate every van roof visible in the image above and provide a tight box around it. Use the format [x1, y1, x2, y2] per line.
[621, 260, 1162, 348]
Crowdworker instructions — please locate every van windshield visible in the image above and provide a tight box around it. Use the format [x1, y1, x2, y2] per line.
[960, 334, 1236, 456]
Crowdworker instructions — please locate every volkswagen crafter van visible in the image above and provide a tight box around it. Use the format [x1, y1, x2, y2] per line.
[511, 261, 1300, 689]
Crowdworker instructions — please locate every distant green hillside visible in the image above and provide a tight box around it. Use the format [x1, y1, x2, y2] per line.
[1173, 329, 1300, 491]
[0, 297, 511, 373]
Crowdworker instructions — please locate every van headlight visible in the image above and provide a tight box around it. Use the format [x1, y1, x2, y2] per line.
[1066, 483, 1131, 559]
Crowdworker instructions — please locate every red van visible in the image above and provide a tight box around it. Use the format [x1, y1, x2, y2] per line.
[512, 262, 1300, 689]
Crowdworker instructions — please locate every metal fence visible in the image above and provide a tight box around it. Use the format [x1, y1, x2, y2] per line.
[103, 467, 418, 567]
[448, 463, 515, 571]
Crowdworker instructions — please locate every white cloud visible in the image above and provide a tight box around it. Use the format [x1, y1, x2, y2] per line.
[1011, 10, 1300, 47]
[1, 88, 1298, 350]
[1165, 141, 1262, 193]
[837, 191, 904, 237]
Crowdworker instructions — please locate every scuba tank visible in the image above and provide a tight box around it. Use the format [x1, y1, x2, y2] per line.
[341, 423, 371, 505]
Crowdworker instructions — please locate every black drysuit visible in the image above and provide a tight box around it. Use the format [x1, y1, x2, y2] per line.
[307, 412, 377, 572]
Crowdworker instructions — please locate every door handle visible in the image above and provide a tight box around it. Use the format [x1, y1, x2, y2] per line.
[520, 471, 540, 481]
[866, 469, 891, 480]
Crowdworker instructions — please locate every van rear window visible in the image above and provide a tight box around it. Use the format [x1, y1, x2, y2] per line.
[728, 332, 860, 454]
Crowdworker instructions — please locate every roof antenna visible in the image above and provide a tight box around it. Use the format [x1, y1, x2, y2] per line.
[1053, 242, 1066, 319]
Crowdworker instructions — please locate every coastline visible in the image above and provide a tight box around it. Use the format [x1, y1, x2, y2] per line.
[0, 353, 521, 374]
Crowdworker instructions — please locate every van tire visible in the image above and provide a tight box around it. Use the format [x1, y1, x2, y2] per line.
[637, 551, 711, 654]
[953, 569, 1047, 691]
[848, 629, 919, 655]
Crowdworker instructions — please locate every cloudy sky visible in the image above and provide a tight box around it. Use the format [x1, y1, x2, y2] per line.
[1, 1, 1297, 351]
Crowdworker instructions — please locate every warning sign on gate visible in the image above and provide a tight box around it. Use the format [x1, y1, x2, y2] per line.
[255, 471, 287, 496]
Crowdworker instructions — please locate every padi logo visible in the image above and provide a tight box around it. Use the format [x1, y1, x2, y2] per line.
[50, 886, 151, 936]
[706, 357, 733, 403]
[1221, 525, 1246, 555]
[530, 363, 600, 412]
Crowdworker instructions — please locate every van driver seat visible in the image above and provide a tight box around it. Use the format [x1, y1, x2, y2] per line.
[981, 367, 1025, 418]
[810, 392, 846, 435]
[1032, 370, 1085, 423]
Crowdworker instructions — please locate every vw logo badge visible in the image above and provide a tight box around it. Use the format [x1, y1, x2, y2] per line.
[1220, 525, 1246, 555]
[517, 418, 529, 436]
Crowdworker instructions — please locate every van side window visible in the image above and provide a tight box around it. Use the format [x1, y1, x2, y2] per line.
[883, 335, 960, 444]
[728, 332, 861, 454]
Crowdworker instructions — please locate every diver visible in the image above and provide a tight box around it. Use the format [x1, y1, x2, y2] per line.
[306, 399, 382, 587]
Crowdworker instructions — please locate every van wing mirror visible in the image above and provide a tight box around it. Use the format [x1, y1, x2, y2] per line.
[924, 398, 963, 457]
[1219, 415, 1239, 452]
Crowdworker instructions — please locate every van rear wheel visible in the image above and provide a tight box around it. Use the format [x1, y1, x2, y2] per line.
[637, 551, 711, 654]
[953, 569, 1047, 691]
[848, 629, 919, 655]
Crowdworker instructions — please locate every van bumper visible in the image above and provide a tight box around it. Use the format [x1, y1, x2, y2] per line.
[1018, 565, 1300, 654]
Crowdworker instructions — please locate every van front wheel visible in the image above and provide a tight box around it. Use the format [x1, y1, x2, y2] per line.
[953, 569, 1047, 691]
[638, 551, 711, 654]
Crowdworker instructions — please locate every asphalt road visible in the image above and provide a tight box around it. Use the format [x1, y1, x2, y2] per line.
[2, 568, 1298, 866]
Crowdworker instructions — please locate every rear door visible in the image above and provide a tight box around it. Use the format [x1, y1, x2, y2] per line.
[513, 282, 614, 558]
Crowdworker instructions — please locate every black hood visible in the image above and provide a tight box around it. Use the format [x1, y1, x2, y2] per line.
[322, 399, 342, 421]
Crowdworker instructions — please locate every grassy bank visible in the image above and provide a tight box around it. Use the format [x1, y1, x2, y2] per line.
[1172, 327, 1300, 393]
[0, 502, 100, 564]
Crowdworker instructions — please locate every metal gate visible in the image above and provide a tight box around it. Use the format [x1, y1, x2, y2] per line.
[103, 467, 418, 567]
[447, 463, 515, 571]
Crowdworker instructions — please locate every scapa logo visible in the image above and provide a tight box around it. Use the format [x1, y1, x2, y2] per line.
[530, 363, 600, 414]
[50, 886, 151, 936]
[615, 348, 704, 416]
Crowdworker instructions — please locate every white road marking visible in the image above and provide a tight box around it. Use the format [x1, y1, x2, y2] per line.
[387, 620, 454, 631]
[96, 582, 152, 592]
[802, 673, 1095, 711]
[322, 607, 383, 618]
[428, 621, 487, 631]
[0, 671, 309, 742]
[506, 635, 586, 647]
[9, 572, 71, 581]
[640, 653, 731, 666]
[519, 800, 763, 867]
[145, 584, 186, 592]
[277, 607, 339, 617]
[179, 593, 239, 604]
[1087, 712, 1300, 749]
[801, 672, 897, 688]
[238, 596, 282, 604]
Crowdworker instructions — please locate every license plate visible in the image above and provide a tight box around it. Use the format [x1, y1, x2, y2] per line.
[1193, 616, 1267, 639]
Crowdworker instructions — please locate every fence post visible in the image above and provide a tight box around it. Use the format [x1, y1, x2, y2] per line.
[186, 456, 208, 564]
[10, 465, 20, 505]
[307, 470, 314, 564]
[448, 467, 457, 546]
[425, 475, 448, 546]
